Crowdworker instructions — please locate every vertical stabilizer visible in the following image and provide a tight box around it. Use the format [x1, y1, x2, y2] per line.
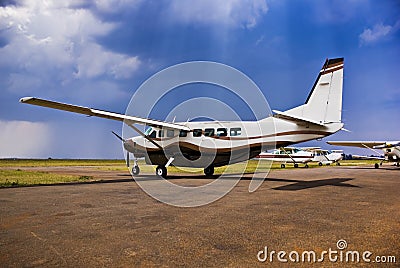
[284, 58, 344, 124]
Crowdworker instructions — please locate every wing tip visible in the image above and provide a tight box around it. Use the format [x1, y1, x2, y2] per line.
[19, 97, 34, 103]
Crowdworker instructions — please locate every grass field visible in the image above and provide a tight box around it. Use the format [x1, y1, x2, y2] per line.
[0, 159, 379, 187]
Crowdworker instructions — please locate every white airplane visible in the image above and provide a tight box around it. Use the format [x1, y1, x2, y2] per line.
[308, 148, 343, 166]
[255, 147, 314, 168]
[256, 147, 343, 168]
[327, 141, 400, 168]
[20, 58, 345, 178]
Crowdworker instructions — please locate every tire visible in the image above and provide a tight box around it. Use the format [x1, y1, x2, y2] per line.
[374, 163, 379, 169]
[156, 165, 167, 178]
[396, 162, 399, 167]
[294, 163, 299, 168]
[281, 164, 285, 168]
[336, 162, 340, 166]
[318, 162, 323, 166]
[204, 166, 214, 176]
[132, 165, 140, 176]
[305, 164, 309, 168]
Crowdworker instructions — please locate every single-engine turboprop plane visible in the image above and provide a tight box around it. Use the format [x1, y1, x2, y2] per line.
[327, 141, 400, 168]
[20, 58, 345, 178]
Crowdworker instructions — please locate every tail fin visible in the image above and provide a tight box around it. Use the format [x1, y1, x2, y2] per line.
[284, 58, 344, 124]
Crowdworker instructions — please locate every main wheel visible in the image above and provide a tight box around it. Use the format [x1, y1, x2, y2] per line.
[305, 164, 309, 168]
[336, 162, 340, 166]
[132, 165, 140, 175]
[281, 164, 286, 168]
[156, 165, 167, 178]
[318, 162, 323, 166]
[396, 162, 399, 167]
[204, 166, 214, 176]
[374, 163, 379, 169]
[294, 163, 299, 168]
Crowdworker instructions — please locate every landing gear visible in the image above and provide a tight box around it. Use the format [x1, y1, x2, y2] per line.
[336, 162, 340, 166]
[294, 163, 299, 168]
[132, 165, 140, 175]
[281, 164, 286, 168]
[318, 162, 323, 166]
[127, 151, 140, 176]
[305, 164, 309, 168]
[204, 166, 214, 176]
[156, 165, 167, 178]
[374, 163, 379, 169]
[396, 162, 399, 167]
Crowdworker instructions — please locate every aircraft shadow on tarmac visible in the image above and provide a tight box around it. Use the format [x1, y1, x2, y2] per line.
[131, 174, 359, 191]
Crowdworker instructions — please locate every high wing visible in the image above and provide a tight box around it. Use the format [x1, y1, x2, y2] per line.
[20, 97, 190, 131]
[327, 141, 399, 149]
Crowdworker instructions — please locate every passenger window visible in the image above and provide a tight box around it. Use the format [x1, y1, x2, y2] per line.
[158, 130, 164, 138]
[230, 127, 241, 136]
[179, 130, 188, 137]
[167, 129, 174, 137]
[216, 128, 227, 136]
[149, 130, 156, 138]
[193, 129, 202, 137]
[204, 128, 215, 137]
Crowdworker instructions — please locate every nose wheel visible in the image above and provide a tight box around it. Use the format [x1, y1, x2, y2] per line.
[131, 165, 140, 175]
[127, 151, 140, 176]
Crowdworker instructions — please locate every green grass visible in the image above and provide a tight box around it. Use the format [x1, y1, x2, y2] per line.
[0, 159, 125, 167]
[0, 159, 381, 187]
[0, 169, 93, 187]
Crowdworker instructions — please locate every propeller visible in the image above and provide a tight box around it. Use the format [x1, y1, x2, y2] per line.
[112, 131, 124, 142]
[112, 131, 130, 167]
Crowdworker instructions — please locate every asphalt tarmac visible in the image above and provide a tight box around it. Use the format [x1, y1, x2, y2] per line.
[1, 165, 399, 267]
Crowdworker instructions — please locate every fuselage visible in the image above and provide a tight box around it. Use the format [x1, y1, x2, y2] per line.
[124, 116, 343, 168]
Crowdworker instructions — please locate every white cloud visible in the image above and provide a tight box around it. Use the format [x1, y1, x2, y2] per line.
[0, 0, 141, 94]
[359, 21, 400, 46]
[93, 0, 143, 14]
[0, 120, 53, 158]
[168, 0, 268, 29]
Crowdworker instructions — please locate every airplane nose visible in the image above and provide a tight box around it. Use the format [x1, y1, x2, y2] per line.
[123, 139, 136, 152]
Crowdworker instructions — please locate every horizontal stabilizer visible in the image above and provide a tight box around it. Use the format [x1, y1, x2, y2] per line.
[20, 97, 190, 131]
[272, 110, 326, 127]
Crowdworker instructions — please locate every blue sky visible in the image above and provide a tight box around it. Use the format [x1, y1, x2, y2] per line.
[0, 0, 399, 158]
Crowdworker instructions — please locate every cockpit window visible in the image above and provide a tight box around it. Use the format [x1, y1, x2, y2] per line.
[148, 130, 156, 138]
[144, 127, 153, 136]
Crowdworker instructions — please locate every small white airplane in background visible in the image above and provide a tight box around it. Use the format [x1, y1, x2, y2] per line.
[327, 141, 400, 168]
[255, 147, 314, 168]
[256, 147, 343, 168]
[308, 148, 343, 166]
[20, 58, 345, 178]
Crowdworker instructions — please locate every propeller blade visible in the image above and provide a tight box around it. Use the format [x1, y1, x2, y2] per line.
[111, 131, 125, 141]
[126, 151, 130, 167]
